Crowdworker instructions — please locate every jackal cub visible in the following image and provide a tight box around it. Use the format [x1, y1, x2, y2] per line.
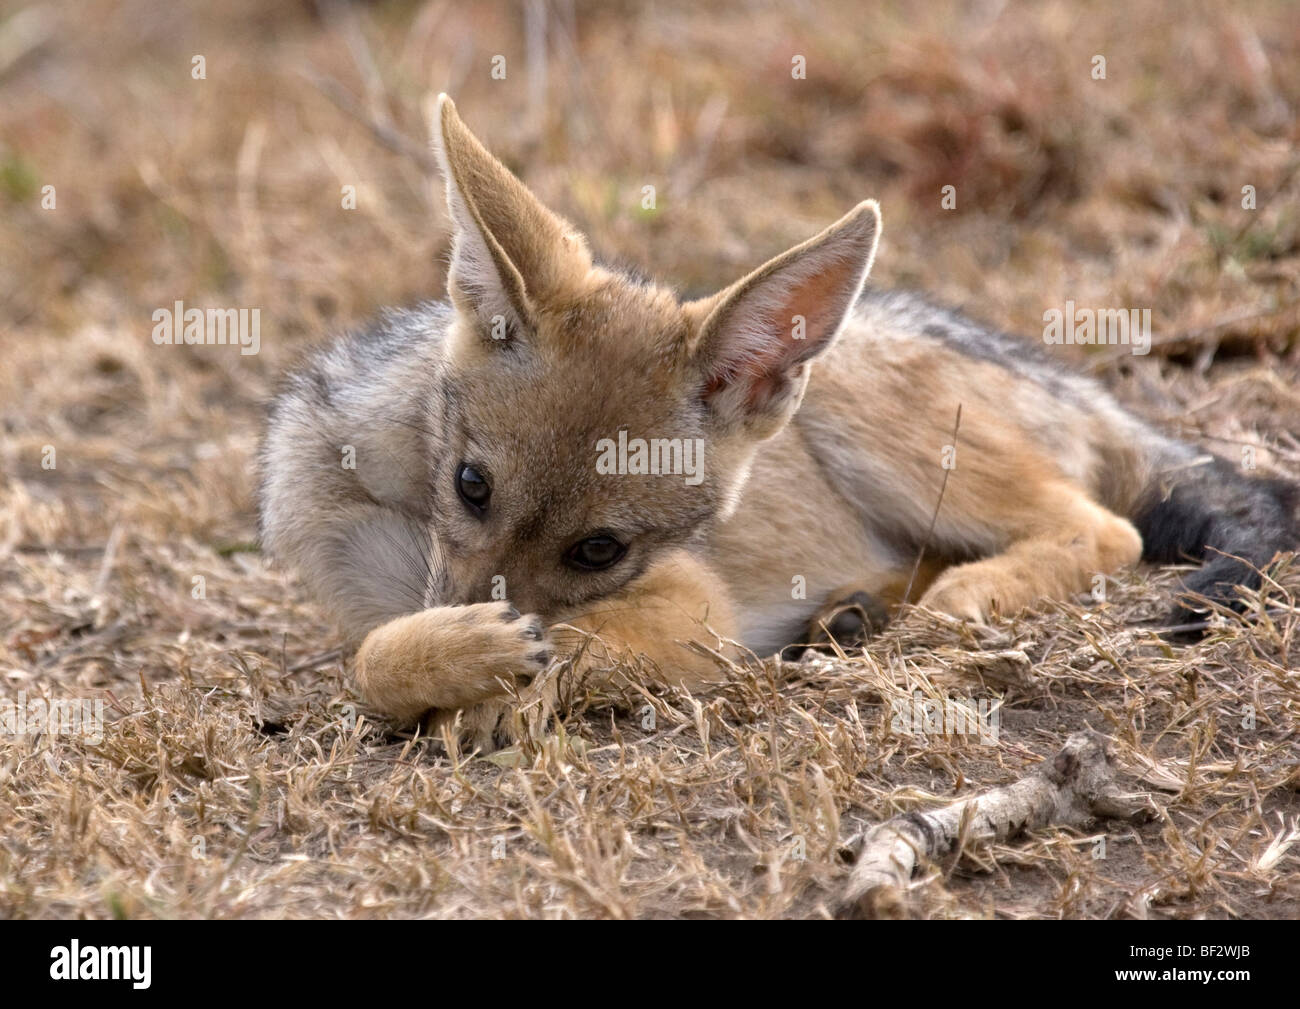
[260, 96, 1297, 748]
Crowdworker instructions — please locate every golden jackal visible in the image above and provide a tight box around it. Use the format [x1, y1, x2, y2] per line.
[260, 97, 1297, 748]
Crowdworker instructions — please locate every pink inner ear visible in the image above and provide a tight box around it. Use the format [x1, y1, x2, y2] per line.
[708, 253, 860, 407]
[781, 265, 859, 348]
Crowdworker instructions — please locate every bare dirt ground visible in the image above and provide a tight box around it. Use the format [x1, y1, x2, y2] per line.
[1, 0, 1298, 918]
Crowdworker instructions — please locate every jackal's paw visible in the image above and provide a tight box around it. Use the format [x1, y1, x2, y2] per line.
[355, 603, 554, 723]
[917, 570, 1000, 624]
[445, 602, 553, 688]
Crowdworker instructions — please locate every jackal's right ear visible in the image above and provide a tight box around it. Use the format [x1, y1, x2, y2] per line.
[432, 95, 592, 340]
[686, 201, 880, 440]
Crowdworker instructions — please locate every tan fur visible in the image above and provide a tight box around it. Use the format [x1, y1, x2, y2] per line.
[917, 486, 1143, 622]
[354, 602, 548, 722]
[264, 96, 1171, 749]
[553, 549, 740, 690]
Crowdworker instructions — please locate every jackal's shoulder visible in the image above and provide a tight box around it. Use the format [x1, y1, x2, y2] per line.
[268, 302, 451, 421]
[258, 302, 451, 553]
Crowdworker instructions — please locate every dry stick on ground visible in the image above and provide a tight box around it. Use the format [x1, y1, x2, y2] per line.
[836, 730, 1156, 919]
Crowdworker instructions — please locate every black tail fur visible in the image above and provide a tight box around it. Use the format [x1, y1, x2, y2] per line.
[1133, 455, 1299, 625]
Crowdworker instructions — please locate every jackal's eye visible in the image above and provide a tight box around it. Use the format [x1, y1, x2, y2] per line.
[564, 534, 627, 572]
[456, 463, 491, 516]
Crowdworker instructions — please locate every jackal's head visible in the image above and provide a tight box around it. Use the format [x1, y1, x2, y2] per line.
[426, 96, 879, 617]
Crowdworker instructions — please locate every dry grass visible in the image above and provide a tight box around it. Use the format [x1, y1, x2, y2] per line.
[2, 0, 1298, 918]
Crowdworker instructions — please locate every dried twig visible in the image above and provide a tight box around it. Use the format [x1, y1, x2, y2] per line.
[837, 730, 1156, 919]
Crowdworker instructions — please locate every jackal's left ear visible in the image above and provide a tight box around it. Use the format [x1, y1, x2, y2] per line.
[687, 201, 880, 439]
[432, 95, 592, 340]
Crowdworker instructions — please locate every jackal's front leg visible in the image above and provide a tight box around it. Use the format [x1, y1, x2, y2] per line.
[356, 552, 739, 751]
[434, 551, 742, 752]
[553, 549, 741, 692]
[471, 551, 742, 750]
